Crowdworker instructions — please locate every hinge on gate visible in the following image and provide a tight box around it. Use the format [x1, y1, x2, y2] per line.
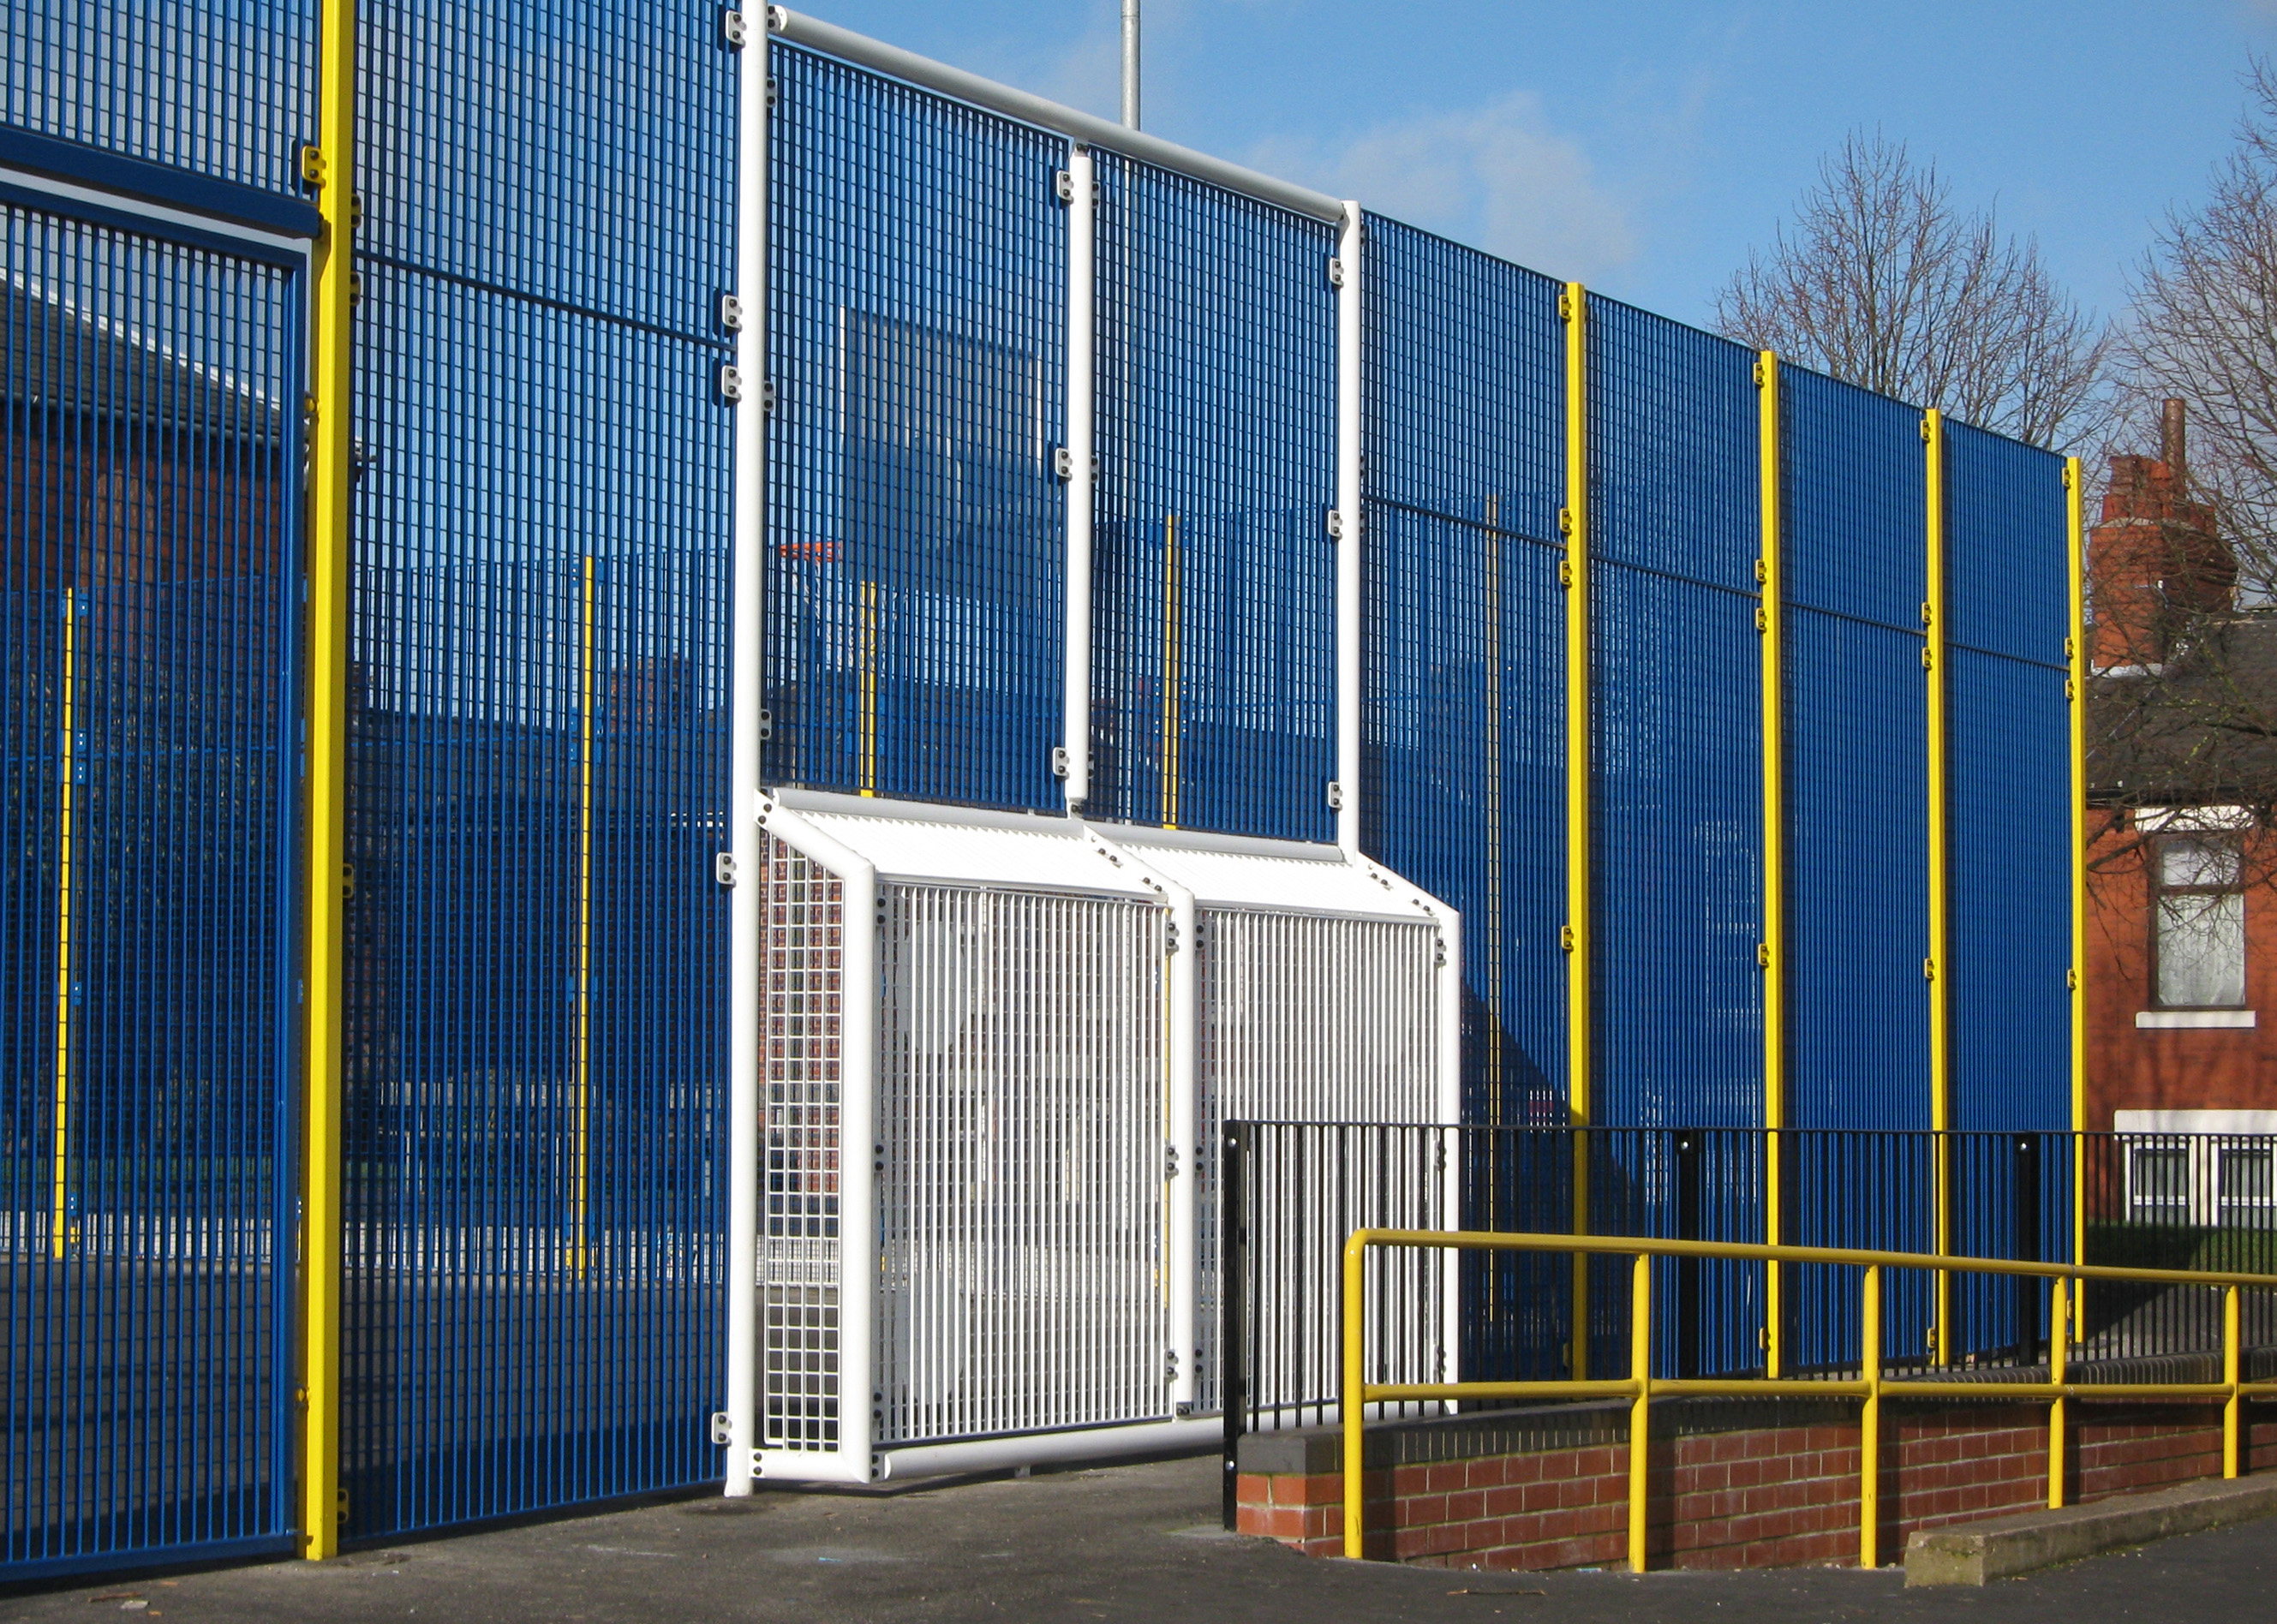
[1923, 957, 1938, 982]
[1921, 644, 1935, 672]
[718, 363, 744, 403]
[2067, 967, 2080, 991]
[296, 140, 327, 191]
[1557, 290, 1574, 322]
[762, 379, 778, 413]
[1560, 924, 1576, 954]
[767, 75, 778, 109]
[1754, 605, 1768, 634]
[709, 1411, 734, 1445]
[1053, 445, 1073, 481]
[1754, 558, 1768, 586]
[1557, 506, 1575, 537]
[1752, 359, 1766, 388]
[1325, 779, 1345, 810]
[1055, 169, 1074, 205]
[715, 851, 738, 888]
[1326, 508, 1345, 541]
[1165, 919, 1180, 955]
[1166, 1143, 1180, 1181]
[718, 292, 744, 333]
[1756, 941, 1770, 969]
[2065, 676, 2077, 701]
[1557, 558, 1574, 590]
[1327, 256, 1346, 289]
[720, 8, 747, 48]
[1051, 745, 1071, 779]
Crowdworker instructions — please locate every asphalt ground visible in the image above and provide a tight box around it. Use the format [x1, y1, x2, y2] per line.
[7, 1453, 2277, 1624]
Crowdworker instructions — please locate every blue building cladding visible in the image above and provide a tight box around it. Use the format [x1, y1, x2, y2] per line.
[1587, 302, 1763, 1131]
[1945, 423, 2070, 1132]
[1357, 218, 1565, 1125]
[766, 46, 1067, 811]
[1090, 155, 1336, 840]
[1780, 368, 1933, 1132]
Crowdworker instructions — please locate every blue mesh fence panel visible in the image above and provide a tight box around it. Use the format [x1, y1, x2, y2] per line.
[5, 0, 317, 195]
[766, 46, 1065, 811]
[1359, 218, 1564, 1127]
[1090, 154, 1335, 840]
[3, 200, 302, 1575]
[1945, 423, 2070, 1133]
[341, 0, 734, 1539]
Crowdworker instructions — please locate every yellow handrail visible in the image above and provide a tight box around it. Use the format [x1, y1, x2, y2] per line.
[1339, 1227, 2277, 1571]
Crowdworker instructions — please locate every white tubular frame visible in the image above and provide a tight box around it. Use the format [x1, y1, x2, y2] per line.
[750, 796, 881, 1485]
[1063, 143, 1097, 814]
[1335, 200, 1364, 855]
[876, 1418, 1220, 1481]
[1082, 827, 1199, 1412]
[721, 16, 771, 1496]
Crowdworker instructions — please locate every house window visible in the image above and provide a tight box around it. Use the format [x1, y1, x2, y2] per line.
[2154, 835, 2246, 1008]
[2220, 1147, 2276, 1230]
[2130, 1145, 2190, 1223]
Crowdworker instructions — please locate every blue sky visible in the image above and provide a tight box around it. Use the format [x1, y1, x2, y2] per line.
[796, 0, 2277, 332]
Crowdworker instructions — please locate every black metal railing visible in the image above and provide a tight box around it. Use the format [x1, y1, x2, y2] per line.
[1218, 1123, 2277, 1524]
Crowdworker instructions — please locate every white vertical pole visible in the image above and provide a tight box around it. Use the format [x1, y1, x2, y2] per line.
[1166, 883, 1199, 1412]
[1335, 200, 1363, 855]
[721, 12, 770, 1498]
[1063, 145, 1097, 815]
[837, 859, 881, 1479]
[1435, 910, 1463, 1391]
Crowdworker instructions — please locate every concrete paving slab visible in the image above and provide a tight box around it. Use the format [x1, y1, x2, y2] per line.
[1905, 1472, 2277, 1585]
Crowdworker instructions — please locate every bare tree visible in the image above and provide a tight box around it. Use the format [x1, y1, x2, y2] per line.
[1715, 130, 2112, 451]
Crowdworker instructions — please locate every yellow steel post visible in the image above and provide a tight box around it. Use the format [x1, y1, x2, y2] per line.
[1342, 1232, 1367, 1560]
[571, 555, 595, 1276]
[860, 578, 880, 796]
[1161, 512, 1180, 827]
[302, 0, 356, 1561]
[2225, 1284, 2242, 1478]
[1859, 1263, 1883, 1568]
[2049, 1277, 2069, 1508]
[1757, 350, 1785, 1376]
[1563, 282, 1592, 1382]
[2065, 457, 2089, 1340]
[48, 591, 78, 1261]
[1923, 409, 1951, 1368]
[1628, 1251, 1652, 1573]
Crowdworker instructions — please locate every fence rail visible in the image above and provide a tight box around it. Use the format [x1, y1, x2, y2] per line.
[1221, 1122, 2277, 1525]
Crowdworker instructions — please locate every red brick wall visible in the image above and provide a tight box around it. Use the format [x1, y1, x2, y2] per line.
[2085, 821, 2277, 1122]
[1237, 1403, 2277, 1571]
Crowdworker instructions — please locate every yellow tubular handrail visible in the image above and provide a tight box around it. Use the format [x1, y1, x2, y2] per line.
[1337, 1228, 2277, 1569]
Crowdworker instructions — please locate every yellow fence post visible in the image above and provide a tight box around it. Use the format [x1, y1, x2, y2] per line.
[1922, 409, 1951, 1368]
[1860, 1263, 1883, 1568]
[2049, 1276, 2069, 1508]
[1342, 1231, 1367, 1560]
[2225, 1284, 2243, 1479]
[1757, 350, 1784, 1376]
[48, 591, 78, 1261]
[1161, 512, 1181, 827]
[2065, 457, 2089, 1340]
[859, 578, 881, 795]
[1562, 282, 1592, 1382]
[1628, 1251, 1652, 1573]
[302, 0, 356, 1562]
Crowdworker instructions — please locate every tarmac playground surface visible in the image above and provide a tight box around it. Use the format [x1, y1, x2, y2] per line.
[4, 1452, 2275, 1623]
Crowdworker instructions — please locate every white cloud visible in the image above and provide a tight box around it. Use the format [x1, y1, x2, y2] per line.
[1250, 93, 1636, 284]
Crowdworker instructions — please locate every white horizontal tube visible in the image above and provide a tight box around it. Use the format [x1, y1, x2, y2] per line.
[874, 1418, 1222, 1482]
[767, 7, 1343, 223]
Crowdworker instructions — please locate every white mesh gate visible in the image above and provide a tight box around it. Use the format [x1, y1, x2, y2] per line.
[730, 792, 1456, 1484]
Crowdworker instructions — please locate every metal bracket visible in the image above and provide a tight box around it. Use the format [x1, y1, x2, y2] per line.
[1327, 255, 1346, 289]
[714, 851, 738, 889]
[762, 379, 778, 413]
[1560, 924, 1576, 954]
[718, 292, 744, 332]
[720, 7, 747, 48]
[1055, 169, 1073, 204]
[1053, 445, 1073, 481]
[709, 1411, 734, 1445]
[296, 140, 328, 191]
[1325, 508, 1345, 540]
[717, 363, 744, 403]
[1325, 779, 1345, 810]
[1051, 745, 1071, 779]
[1165, 1143, 1180, 1181]
[757, 708, 774, 742]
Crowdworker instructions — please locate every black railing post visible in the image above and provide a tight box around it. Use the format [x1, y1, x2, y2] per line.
[1221, 1120, 1248, 1531]
[2014, 1134, 2041, 1366]
[1676, 1129, 1701, 1379]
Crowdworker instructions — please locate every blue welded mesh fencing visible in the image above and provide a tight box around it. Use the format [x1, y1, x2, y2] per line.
[2, 197, 302, 1576]
[765, 45, 1067, 811]
[4, 0, 2081, 1579]
[338, 0, 736, 1542]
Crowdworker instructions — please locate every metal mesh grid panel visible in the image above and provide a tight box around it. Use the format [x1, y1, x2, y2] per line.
[1945, 424, 2069, 1132]
[767, 46, 1066, 811]
[1192, 910, 1442, 1411]
[1586, 302, 1762, 1131]
[1358, 219, 1564, 1125]
[756, 834, 845, 1454]
[356, 1, 736, 337]
[6, 0, 318, 196]
[876, 884, 1168, 1442]
[2, 201, 301, 1573]
[1089, 154, 1335, 840]
[1780, 367, 1929, 1131]
[341, 250, 731, 1535]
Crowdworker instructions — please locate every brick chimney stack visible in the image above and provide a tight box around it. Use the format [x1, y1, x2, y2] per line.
[2089, 398, 2235, 670]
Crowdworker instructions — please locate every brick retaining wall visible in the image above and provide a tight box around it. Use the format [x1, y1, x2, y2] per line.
[1234, 1396, 2277, 1570]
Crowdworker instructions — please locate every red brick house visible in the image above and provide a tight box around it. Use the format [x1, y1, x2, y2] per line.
[2084, 403, 2277, 1166]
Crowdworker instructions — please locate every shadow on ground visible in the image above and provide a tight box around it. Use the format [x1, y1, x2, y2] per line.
[6, 1454, 2277, 1623]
